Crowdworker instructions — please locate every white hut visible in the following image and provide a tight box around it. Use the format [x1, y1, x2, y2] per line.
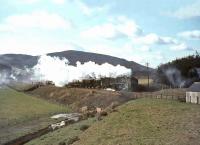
[186, 82, 200, 104]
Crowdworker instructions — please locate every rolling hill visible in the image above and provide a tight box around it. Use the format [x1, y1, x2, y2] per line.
[0, 63, 12, 72]
[0, 50, 151, 74]
[0, 50, 155, 85]
[0, 87, 69, 144]
[48, 50, 150, 73]
[0, 54, 38, 69]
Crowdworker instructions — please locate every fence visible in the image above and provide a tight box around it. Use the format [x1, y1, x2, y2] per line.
[131, 91, 186, 102]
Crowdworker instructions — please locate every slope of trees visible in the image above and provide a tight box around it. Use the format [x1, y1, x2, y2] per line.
[156, 52, 200, 87]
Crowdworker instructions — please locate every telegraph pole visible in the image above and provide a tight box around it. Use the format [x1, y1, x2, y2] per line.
[146, 62, 149, 89]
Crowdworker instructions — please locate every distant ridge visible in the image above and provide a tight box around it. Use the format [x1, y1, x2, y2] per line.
[48, 50, 152, 73]
[0, 50, 153, 75]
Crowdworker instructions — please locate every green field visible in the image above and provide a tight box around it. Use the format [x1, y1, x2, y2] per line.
[0, 87, 70, 144]
[72, 99, 200, 145]
[25, 98, 200, 145]
[1, 87, 200, 145]
[26, 118, 96, 145]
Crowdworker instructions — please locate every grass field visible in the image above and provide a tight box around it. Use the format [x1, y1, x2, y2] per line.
[26, 118, 96, 145]
[2, 86, 200, 145]
[0, 87, 70, 144]
[25, 98, 200, 145]
[71, 98, 200, 145]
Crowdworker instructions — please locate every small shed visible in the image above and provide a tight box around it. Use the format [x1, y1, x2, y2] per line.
[186, 82, 200, 104]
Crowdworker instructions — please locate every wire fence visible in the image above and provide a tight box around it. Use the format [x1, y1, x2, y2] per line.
[132, 91, 186, 102]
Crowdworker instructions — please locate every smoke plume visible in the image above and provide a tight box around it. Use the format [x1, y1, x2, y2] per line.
[164, 67, 185, 87]
[31, 55, 131, 87]
[0, 72, 10, 85]
[0, 55, 131, 87]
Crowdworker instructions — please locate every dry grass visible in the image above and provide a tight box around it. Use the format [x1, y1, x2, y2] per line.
[28, 86, 132, 111]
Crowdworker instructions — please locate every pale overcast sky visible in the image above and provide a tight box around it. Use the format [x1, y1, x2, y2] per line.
[0, 0, 200, 67]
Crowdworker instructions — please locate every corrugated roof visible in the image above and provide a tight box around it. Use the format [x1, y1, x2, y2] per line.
[188, 82, 200, 92]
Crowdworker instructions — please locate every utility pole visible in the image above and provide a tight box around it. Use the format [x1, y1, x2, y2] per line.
[146, 62, 149, 89]
[131, 68, 134, 91]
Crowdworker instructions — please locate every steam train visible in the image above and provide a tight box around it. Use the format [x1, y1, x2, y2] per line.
[65, 76, 138, 91]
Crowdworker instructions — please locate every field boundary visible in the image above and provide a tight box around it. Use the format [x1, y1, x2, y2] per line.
[132, 92, 186, 102]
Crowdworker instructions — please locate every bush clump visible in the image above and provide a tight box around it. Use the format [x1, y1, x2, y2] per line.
[80, 124, 90, 131]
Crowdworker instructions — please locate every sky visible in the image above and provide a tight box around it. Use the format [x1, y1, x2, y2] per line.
[0, 0, 200, 68]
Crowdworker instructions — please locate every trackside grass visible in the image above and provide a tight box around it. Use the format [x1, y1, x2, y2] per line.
[0, 87, 70, 144]
[72, 98, 200, 145]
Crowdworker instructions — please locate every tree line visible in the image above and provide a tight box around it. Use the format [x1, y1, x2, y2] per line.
[156, 51, 200, 87]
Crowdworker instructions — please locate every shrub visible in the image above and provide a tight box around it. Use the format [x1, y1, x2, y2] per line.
[80, 124, 90, 131]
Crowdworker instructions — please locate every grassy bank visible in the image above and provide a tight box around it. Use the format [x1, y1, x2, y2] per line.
[2, 88, 200, 145]
[26, 118, 96, 145]
[0, 87, 70, 144]
[72, 98, 200, 145]
[26, 98, 200, 145]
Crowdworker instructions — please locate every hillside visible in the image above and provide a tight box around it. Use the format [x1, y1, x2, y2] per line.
[0, 63, 12, 71]
[156, 53, 200, 87]
[48, 50, 150, 73]
[73, 98, 200, 145]
[0, 50, 151, 75]
[26, 98, 200, 145]
[27, 86, 134, 111]
[0, 87, 69, 144]
[0, 54, 38, 69]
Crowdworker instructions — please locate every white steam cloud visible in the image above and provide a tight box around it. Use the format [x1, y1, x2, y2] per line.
[31, 55, 131, 87]
[0, 72, 10, 85]
[164, 67, 185, 87]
